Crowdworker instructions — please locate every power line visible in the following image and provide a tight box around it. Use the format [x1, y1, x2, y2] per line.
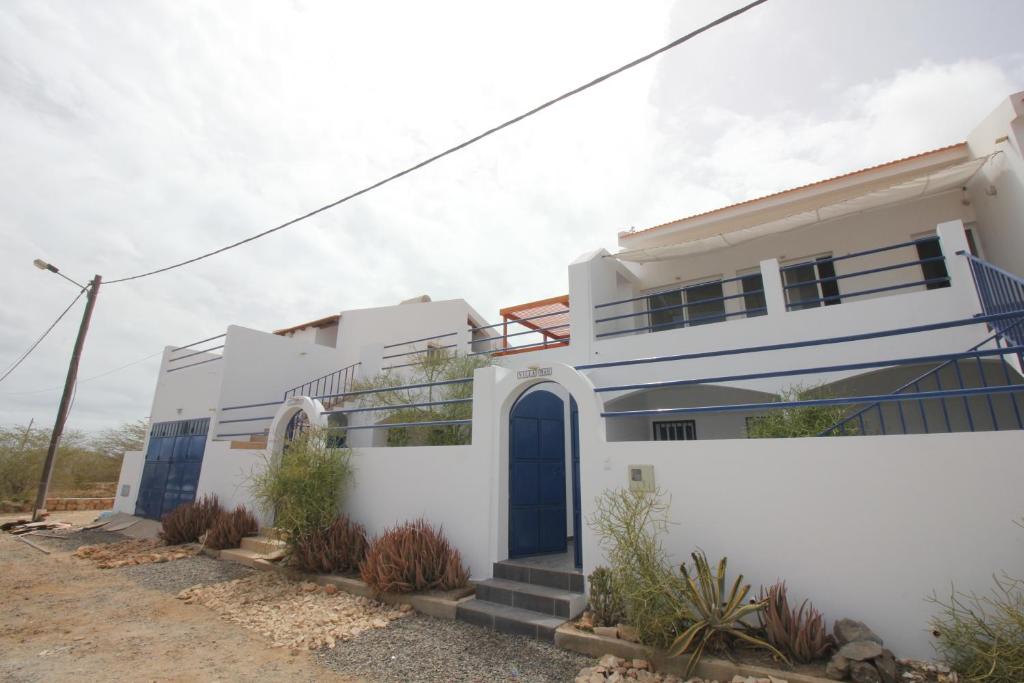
[0, 349, 165, 396]
[106, 0, 768, 285]
[0, 288, 88, 385]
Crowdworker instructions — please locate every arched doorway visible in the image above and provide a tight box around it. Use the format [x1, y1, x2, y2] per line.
[508, 388, 573, 559]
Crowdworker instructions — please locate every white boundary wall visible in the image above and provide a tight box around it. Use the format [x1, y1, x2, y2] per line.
[578, 431, 1024, 659]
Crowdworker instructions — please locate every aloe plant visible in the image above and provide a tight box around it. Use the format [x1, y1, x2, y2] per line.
[759, 581, 835, 663]
[668, 551, 790, 677]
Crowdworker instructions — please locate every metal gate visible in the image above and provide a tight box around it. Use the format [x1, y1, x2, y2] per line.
[509, 390, 566, 558]
[134, 418, 210, 520]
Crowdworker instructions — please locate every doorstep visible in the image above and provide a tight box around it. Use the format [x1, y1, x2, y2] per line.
[554, 624, 835, 683]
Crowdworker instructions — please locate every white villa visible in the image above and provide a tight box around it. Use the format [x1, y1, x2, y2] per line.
[115, 92, 1024, 657]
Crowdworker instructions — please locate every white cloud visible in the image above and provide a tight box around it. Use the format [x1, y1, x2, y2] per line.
[0, 1, 1020, 432]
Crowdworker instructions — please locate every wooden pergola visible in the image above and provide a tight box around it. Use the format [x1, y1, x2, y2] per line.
[494, 294, 570, 356]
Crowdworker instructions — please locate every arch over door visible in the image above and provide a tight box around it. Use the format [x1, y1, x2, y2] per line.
[509, 389, 567, 558]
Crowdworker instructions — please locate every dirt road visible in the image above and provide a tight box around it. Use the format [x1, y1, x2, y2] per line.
[0, 523, 359, 682]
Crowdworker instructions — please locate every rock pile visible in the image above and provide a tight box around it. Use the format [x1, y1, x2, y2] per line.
[825, 619, 897, 683]
[74, 539, 200, 568]
[176, 572, 411, 650]
[575, 655, 789, 683]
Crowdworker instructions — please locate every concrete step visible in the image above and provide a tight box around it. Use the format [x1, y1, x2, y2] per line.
[474, 578, 586, 619]
[219, 547, 275, 570]
[455, 598, 566, 642]
[493, 560, 585, 593]
[259, 527, 286, 541]
[240, 536, 286, 554]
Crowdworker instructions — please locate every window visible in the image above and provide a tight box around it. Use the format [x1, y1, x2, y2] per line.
[739, 273, 767, 317]
[647, 280, 725, 332]
[783, 256, 840, 310]
[915, 237, 951, 290]
[653, 420, 697, 441]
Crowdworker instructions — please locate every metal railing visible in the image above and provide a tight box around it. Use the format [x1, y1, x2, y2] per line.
[594, 274, 766, 339]
[591, 306, 1024, 437]
[165, 333, 226, 372]
[283, 362, 360, 403]
[781, 237, 947, 310]
[963, 251, 1024, 346]
[215, 376, 476, 441]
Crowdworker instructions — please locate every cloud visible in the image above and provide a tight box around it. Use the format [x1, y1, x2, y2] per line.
[0, 1, 1020, 432]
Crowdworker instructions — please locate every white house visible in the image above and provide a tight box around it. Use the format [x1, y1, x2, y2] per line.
[116, 92, 1024, 657]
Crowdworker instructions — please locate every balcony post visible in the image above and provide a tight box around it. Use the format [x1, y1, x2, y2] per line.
[936, 220, 983, 316]
[759, 258, 787, 316]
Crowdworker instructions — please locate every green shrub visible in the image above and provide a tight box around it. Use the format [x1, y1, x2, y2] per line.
[160, 495, 223, 545]
[352, 351, 490, 446]
[758, 581, 835, 664]
[249, 427, 353, 544]
[747, 384, 856, 438]
[929, 573, 1024, 682]
[360, 518, 469, 594]
[588, 566, 626, 627]
[588, 488, 689, 649]
[205, 505, 259, 550]
[291, 515, 368, 574]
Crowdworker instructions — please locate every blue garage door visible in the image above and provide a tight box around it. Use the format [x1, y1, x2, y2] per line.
[135, 418, 209, 520]
[509, 390, 566, 558]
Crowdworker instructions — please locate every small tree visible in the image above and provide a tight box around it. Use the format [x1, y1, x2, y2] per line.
[747, 384, 855, 438]
[352, 349, 491, 446]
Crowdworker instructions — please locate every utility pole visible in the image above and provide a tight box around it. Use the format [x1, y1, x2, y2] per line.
[18, 418, 35, 452]
[32, 275, 102, 521]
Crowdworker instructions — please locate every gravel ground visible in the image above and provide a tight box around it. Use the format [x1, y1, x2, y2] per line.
[317, 613, 591, 683]
[28, 528, 125, 552]
[119, 555, 255, 593]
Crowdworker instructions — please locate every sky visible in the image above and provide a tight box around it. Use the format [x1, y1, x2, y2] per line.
[1, 0, 1022, 433]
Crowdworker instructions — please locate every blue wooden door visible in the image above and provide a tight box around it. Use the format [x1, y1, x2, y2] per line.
[570, 397, 582, 569]
[509, 390, 566, 557]
[135, 418, 209, 520]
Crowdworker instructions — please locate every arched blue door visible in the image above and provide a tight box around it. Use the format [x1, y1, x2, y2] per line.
[509, 389, 566, 557]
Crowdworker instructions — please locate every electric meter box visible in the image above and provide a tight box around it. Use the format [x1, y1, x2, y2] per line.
[628, 464, 654, 492]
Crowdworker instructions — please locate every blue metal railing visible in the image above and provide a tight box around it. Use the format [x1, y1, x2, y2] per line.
[593, 302, 1024, 437]
[594, 274, 766, 339]
[781, 237, 948, 310]
[963, 251, 1024, 346]
[593, 237, 950, 337]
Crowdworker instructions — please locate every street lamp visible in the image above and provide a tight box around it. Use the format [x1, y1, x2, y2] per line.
[34, 258, 86, 290]
[31, 258, 102, 521]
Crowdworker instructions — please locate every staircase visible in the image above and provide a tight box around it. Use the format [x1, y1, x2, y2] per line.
[218, 528, 287, 568]
[456, 558, 586, 642]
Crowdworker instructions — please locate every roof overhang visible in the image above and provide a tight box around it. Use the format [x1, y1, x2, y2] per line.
[610, 144, 995, 262]
[616, 144, 979, 262]
[273, 314, 340, 336]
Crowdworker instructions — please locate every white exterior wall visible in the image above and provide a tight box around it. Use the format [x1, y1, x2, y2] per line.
[345, 444, 492, 579]
[966, 91, 1024, 277]
[194, 441, 269, 523]
[579, 431, 1024, 660]
[113, 449, 144, 514]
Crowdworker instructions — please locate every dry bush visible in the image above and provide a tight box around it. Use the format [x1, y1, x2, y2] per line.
[291, 515, 369, 574]
[206, 505, 259, 550]
[758, 581, 835, 664]
[160, 494, 223, 545]
[360, 518, 469, 594]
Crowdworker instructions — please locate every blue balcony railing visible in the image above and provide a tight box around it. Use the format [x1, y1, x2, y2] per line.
[962, 251, 1024, 346]
[584, 307, 1024, 438]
